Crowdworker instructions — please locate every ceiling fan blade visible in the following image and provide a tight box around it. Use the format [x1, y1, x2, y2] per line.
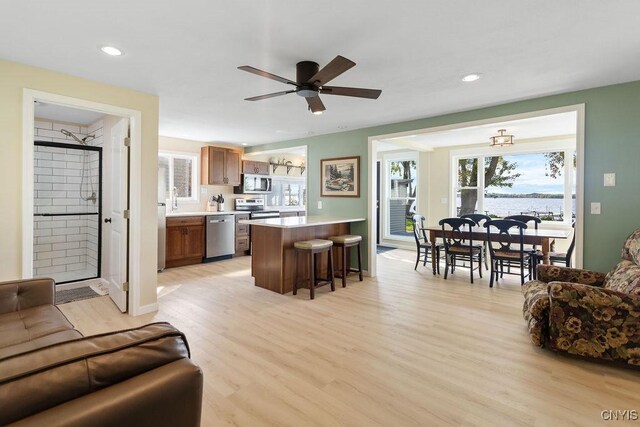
[238, 66, 298, 86]
[306, 96, 326, 114]
[321, 86, 382, 99]
[245, 90, 296, 101]
[307, 55, 356, 86]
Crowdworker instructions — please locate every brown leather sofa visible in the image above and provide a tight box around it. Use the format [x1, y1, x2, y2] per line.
[0, 278, 203, 426]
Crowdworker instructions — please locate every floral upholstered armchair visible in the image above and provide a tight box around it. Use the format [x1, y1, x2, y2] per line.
[522, 229, 640, 367]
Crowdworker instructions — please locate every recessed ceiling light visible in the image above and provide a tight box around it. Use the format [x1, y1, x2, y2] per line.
[337, 125, 348, 130]
[242, 143, 248, 146]
[461, 73, 482, 82]
[99, 45, 123, 56]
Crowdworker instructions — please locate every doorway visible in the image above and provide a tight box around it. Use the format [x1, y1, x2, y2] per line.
[367, 104, 585, 278]
[33, 139, 102, 284]
[379, 152, 418, 247]
[25, 96, 135, 313]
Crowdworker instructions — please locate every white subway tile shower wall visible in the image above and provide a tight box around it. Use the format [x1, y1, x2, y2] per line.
[33, 118, 104, 282]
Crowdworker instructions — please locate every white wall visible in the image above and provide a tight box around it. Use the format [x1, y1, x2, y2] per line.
[1, 59, 159, 311]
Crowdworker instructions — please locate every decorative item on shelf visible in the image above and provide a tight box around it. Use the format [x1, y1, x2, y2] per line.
[299, 160, 305, 175]
[320, 156, 360, 197]
[490, 129, 514, 147]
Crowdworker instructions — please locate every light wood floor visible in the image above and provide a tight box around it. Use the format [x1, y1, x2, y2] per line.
[59, 250, 640, 426]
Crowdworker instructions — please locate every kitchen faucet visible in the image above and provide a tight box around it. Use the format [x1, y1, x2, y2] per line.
[171, 187, 178, 212]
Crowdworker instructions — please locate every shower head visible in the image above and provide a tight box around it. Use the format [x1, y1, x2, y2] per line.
[60, 128, 94, 145]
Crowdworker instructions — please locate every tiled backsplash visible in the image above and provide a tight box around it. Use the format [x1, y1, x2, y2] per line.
[33, 118, 103, 281]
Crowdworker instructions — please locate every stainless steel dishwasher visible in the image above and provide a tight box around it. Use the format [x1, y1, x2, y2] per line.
[205, 214, 236, 260]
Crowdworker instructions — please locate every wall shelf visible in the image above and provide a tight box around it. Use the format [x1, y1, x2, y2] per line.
[270, 162, 305, 175]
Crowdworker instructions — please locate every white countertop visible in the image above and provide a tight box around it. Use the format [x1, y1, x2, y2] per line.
[166, 211, 242, 217]
[276, 207, 306, 212]
[166, 208, 306, 218]
[240, 215, 365, 228]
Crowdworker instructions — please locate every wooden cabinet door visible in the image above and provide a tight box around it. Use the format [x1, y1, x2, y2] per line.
[242, 160, 255, 174]
[235, 213, 250, 222]
[201, 146, 226, 185]
[236, 235, 250, 252]
[255, 161, 270, 175]
[225, 150, 241, 186]
[236, 223, 249, 236]
[209, 147, 227, 185]
[166, 226, 185, 261]
[183, 225, 204, 258]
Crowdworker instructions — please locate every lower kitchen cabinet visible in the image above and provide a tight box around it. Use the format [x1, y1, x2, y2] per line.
[166, 216, 205, 268]
[235, 213, 250, 256]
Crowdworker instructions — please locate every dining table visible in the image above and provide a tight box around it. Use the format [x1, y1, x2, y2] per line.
[423, 225, 571, 275]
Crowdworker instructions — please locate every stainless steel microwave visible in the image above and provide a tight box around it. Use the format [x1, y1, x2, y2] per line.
[234, 174, 272, 194]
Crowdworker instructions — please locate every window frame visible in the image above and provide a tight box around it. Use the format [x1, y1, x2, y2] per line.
[449, 138, 576, 225]
[158, 151, 200, 203]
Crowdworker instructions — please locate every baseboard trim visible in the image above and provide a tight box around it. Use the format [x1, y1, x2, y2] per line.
[132, 302, 159, 316]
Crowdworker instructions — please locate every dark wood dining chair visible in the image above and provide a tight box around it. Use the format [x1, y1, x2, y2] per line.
[460, 213, 491, 227]
[484, 219, 533, 286]
[460, 213, 491, 269]
[550, 221, 576, 267]
[505, 214, 542, 277]
[412, 214, 440, 274]
[438, 217, 483, 283]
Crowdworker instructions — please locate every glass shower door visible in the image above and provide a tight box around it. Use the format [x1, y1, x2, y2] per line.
[33, 141, 102, 284]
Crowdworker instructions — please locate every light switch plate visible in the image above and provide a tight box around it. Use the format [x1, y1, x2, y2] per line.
[591, 202, 601, 215]
[441, 197, 448, 204]
[200, 187, 208, 195]
[317, 201, 322, 209]
[604, 173, 616, 187]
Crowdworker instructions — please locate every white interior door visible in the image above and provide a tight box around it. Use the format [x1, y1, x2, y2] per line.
[106, 118, 129, 312]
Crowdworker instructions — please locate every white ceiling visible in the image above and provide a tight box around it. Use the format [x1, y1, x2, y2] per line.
[380, 111, 577, 150]
[35, 102, 105, 125]
[2, 1, 640, 145]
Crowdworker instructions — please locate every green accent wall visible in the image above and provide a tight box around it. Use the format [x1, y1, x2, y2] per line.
[246, 80, 640, 273]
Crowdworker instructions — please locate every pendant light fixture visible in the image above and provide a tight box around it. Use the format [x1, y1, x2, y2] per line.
[489, 129, 514, 147]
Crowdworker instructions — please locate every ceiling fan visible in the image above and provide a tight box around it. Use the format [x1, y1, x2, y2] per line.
[238, 55, 381, 114]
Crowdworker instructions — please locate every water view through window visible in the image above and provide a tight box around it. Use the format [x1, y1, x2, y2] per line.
[456, 151, 576, 221]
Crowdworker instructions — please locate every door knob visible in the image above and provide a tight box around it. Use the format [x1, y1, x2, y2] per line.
[104, 218, 112, 223]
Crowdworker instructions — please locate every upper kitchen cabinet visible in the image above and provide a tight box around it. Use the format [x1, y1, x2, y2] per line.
[242, 160, 270, 175]
[201, 146, 241, 186]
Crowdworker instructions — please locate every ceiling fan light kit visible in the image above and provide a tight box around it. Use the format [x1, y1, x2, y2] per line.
[238, 55, 381, 114]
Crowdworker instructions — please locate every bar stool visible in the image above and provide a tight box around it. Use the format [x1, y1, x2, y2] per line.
[293, 239, 335, 299]
[328, 235, 363, 287]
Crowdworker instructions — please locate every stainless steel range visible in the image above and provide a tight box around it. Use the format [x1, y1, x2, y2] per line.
[235, 198, 280, 219]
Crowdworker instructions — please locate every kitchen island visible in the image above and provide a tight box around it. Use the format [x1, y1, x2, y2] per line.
[240, 216, 366, 294]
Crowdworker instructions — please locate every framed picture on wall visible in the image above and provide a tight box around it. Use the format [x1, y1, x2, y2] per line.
[320, 156, 360, 197]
